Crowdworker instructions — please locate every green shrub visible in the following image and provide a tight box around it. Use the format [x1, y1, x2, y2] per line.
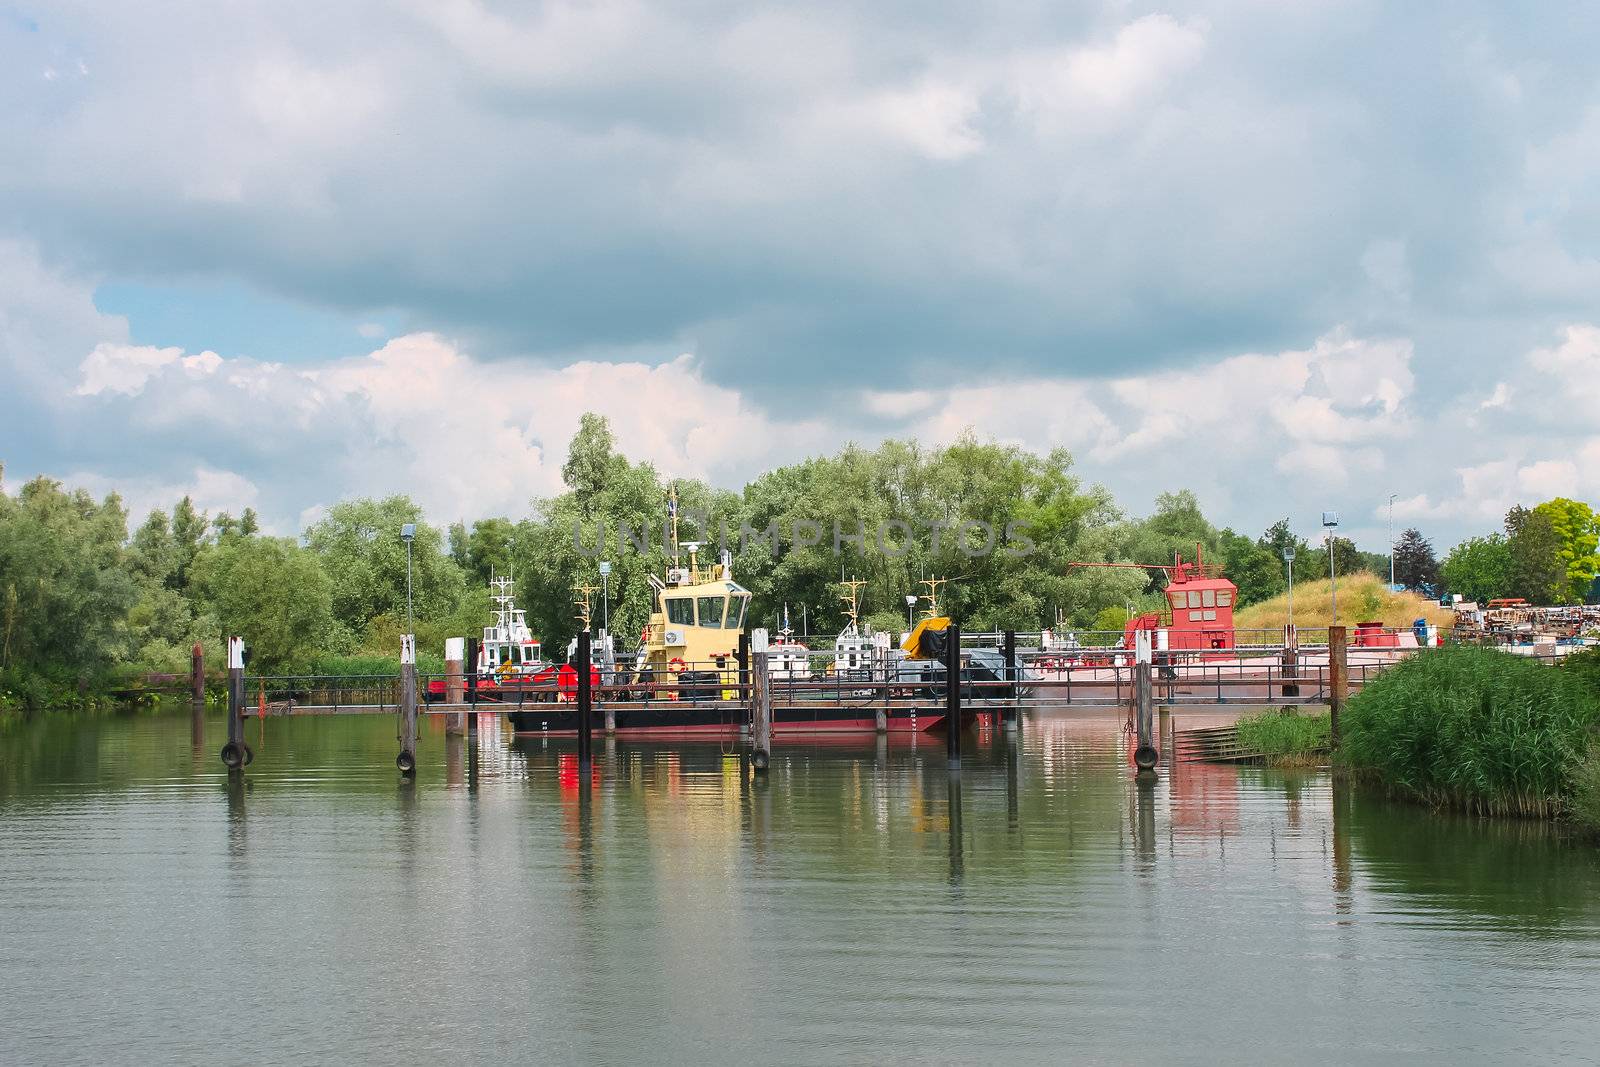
[1572, 746, 1600, 834]
[1341, 645, 1600, 818]
[1561, 646, 1600, 702]
[1235, 709, 1330, 763]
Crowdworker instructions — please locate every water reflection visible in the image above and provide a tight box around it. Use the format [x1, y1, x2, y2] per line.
[5, 708, 1600, 1063]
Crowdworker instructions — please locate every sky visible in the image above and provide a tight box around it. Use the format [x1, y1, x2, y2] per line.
[2, 1, 1599, 551]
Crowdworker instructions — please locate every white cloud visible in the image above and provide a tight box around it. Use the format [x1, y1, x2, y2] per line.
[76, 343, 221, 396]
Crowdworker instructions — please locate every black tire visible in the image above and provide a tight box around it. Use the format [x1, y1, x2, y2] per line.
[220, 741, 245, 768]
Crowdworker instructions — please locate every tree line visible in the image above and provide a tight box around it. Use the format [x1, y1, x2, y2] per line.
[2, 422, 1595, 705]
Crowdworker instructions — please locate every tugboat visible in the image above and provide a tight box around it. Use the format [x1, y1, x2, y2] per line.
[426, 571, 580, 702]
[767, 606, 812, 681]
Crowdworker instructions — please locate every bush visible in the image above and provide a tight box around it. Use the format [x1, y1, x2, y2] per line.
[1572, 747, 1600, 833]
[1235, 709, 1330, 764]
[1340, 645, 1600, 818]
[1561, 646, 1600, 701]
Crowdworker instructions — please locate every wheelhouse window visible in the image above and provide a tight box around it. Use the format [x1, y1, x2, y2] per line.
[1187, 591, 1202, 609]
[1168, 592, 1184, 609]
[666, 598, 694, 626]
[1217, 591, 1233, 607]
[725, 596, 747, 630]
[1202, 589, 1216, 608]
[697, 596, 725, 628]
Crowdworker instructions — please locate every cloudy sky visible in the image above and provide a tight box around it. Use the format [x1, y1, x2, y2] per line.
[3, 1, 1598, 549]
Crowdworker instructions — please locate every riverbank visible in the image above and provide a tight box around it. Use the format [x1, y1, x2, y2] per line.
[1236, 647, 1600, 833]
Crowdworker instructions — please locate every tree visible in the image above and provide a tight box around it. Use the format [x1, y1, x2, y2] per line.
[1505, 505, 1568, 604]
[1440, 535, 1511, 604]
[1392, 528, 1439, 591]
[192, 537, 333, 671]
[0, 475, 137, 691]
[303, 497, 466, 640]
[1217, 527, 1285, 606]
[1532, 498, 1600, 603]
[1302, 534, 1365, 581]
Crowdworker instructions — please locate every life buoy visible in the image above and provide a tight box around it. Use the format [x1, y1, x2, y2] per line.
[668, 657, 688, 675]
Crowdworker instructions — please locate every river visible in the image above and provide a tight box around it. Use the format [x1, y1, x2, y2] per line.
[2, 708, 1598, 1064]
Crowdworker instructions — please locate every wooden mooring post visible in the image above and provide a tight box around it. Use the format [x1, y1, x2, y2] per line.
[191, 641, 205, 708]
[944, 624, 962, 767]
[219, 636, 251, 768]
[750, 628, 772, 771]
[1133, 628, 1158, 773]
[1328, 625, 1348, 750]
[397, 634, 418, 775]
[576, 630, 593, 774]
[1281, 623, 1300, 699]
[445, 637, 466, 736]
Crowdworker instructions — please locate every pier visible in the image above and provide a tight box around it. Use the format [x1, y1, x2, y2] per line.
[221, 625, 1391, 776]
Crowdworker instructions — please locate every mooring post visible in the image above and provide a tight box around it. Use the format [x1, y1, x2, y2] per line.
[1133, 628, 1158, 773]
[1002, 630, 1018, 731]
[219, 636, 250, 768]
[750, 628, 772, 771]
[1281, 623, 1300, 700]
[1328, 625, 1348, 750]
[398, 634, 418, 775]
[1155, 627, 1171, 737]
[191, 640, 205, 708]
[465, 636, 479, 737]
[445, 637, 466, 736]
[576, 629, 593, 773]
[944, 624, 962, 766]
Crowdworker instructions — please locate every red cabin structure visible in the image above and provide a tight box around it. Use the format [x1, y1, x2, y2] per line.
[1070, 545, 1238, 651]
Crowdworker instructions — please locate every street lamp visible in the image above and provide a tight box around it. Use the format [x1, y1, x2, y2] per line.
[1321, 512, 1339, 624]
[400, 523, 416, 638]
[906, 594, 917, 629]
[1388, 492, 1398, 589]
[599, 561, 611, 633]
[1283, 544, 1296, 630]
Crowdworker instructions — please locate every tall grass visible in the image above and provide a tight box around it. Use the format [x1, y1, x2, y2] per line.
[1340, 645, 1600, 819]
[1234, 574, 1453, 632]
[1234, 709, 1330, 766]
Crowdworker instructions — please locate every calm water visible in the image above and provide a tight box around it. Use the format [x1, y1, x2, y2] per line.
[2, 709, 1599, 1065]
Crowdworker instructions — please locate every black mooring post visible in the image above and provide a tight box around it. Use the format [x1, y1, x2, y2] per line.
[945, 624, 962, 766]
[465, 635, 479, 735]
[576, 629, 593, 773]
[1002, 630, 1017, 729]
[397, 635, 418, 775]
[737, 631, 750, 711]
[220, 636, 251, 768]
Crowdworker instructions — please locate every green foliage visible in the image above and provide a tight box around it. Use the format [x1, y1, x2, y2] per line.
[1532, 498, 1600, 603]
[1091, 606, 1130, 632]
[1505, 504, 1569, 604]
[192, 537, 334, 672]
[1234, 709, 1330, 762]
[1218, 527, 1285, 606]
[1392, 528, 1439, 590]
[1571, 747, 1600, 833]
[1340, 645, 1600, 818]
[304, 496, 467, 635]
[0, 473, 137, 697]
[1440, 534, 1512, 603]
[1559, 646, 1600, 701]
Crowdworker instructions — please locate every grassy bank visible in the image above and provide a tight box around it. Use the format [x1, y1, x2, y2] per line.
[1234, 709, 1331, 767]
[1233, 574, 1453, 632]
[1339, 644, 1600, 823]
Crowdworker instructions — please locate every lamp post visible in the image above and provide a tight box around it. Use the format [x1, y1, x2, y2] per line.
[400, 523, 416, 638]
[599, 561, 611, 633]
[1321, 512, 1339, 624]
[1283, 544, 1296, 630]
[1388, 492, 1398, 589]
[906, 594, 917, 629]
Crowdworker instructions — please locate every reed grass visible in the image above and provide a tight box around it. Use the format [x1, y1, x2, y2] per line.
[1233, 574, 1454, 632]
[1234, 708, 1330, 766]
[1339, 644, 1600, 819]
